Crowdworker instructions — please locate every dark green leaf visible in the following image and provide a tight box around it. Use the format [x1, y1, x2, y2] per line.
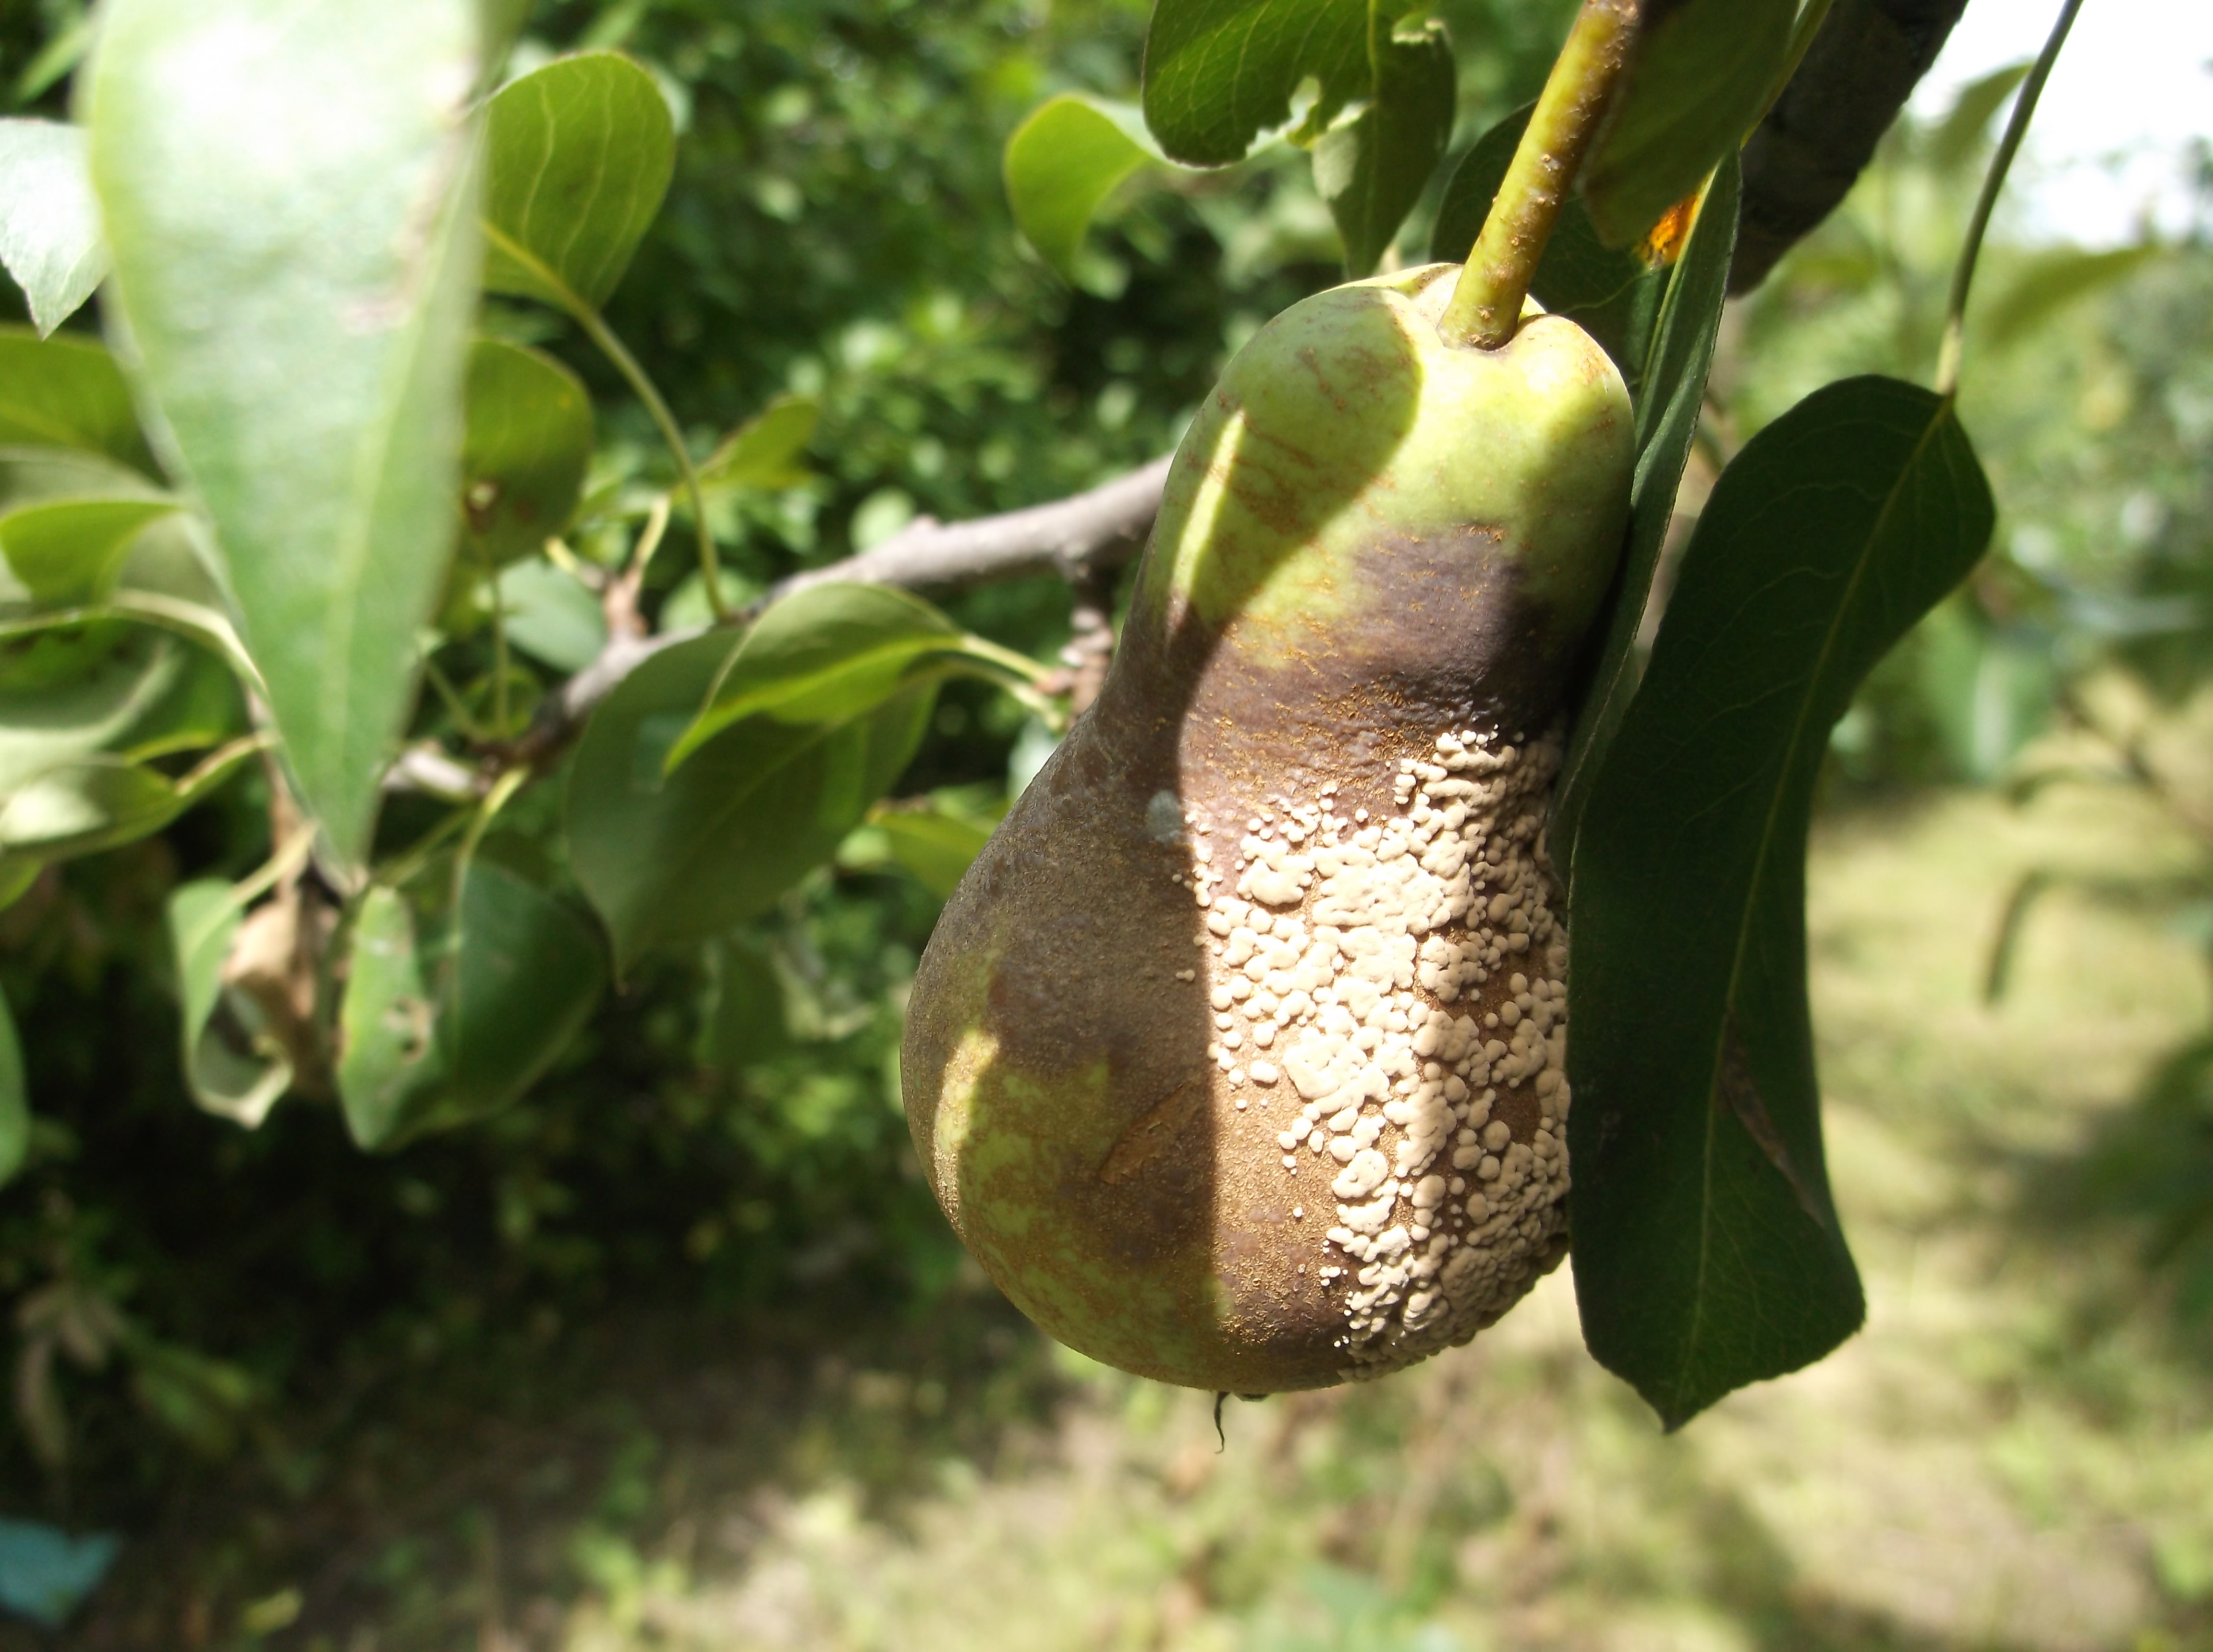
[567, 630, 933, 967]
[1314, 21, 1454, 278]
[1929, 60, 2031, 175]
[1553, 152, 1739, 873]
[0, 330, 157, 474]
[166, 878, 290, 1127]
[461, 339, 593, 567]
[0, 985, 25, 1186]
[86, 0, 485, 866]
[481, 51, 673, 310]
[1981, 244, 2166, 349]
[0, 498, 177, 605]
[1003, 96, 1159, 280]
[697, 934, 788, 1070]
[337, 860, 605, 1150]
[1569, 375, 1994, 1426]
[1140, 0, 1371, 167]
[697, 393, 820, 494]
[1428, 102, 1665, 389]
[496, 558, 606, 672]
[1582, 0, 1794, 247]
[664, 582, 1025, 774]
[0, 120, 107, 337]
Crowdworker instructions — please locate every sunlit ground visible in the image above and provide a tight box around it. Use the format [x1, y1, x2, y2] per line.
[64, 786, 2213, 1651]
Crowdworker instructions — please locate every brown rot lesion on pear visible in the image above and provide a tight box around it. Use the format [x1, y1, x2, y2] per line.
[901, 262, 1632, 1396]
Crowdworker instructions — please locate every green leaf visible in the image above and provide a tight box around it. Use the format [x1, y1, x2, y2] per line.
[1568, 375, 1994, 1427]
[1553, 151, 1739, 875]
[496, 558, 606, 673]
[663, 582, 1027, 774]
[167, 877, 291, 1127]
[696, 393, 819, 495]
[1981, 244, 2166, 349]
[0, 985, 26, 1187]
[697, 934, 788, 1070]
[0, 120, 108, 338]
[337, 861, 605, 1150]
[1313, 20, 1454, 278]
[1003, 96, 1159, 280]
[85, 0, 485, 868]
[0, 741, 252, 861]
[851, 798, 1000, 899]
[0, 621, 238, 794]
[1429, 102, 1664, 389]
[0, 330, 158, 474]
[567, 630, 933, 967]
[1140, 0, 1372, 167]
[481, 51, 673, 310]
[1582, 0, 1794, 247]
[461, 339, 593, 567]
[1929, 59, 2031, 175]
[0, 498, 178, 605]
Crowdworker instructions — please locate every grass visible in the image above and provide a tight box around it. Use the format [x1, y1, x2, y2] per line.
[50, 785, 2213, 1650]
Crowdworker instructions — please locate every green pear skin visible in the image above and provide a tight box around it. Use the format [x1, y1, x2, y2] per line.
[903, 264, 1633, 1392]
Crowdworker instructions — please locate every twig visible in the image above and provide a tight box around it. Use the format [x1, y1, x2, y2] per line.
[474, 456, 1173, 781]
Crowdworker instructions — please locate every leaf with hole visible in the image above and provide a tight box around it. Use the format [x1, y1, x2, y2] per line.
[1553, 151, 1739, 877]
[481, 51, 673, 310]
[1003, 96, 1163, 280]
[1314, 19, 1454, 277]
[461, 338, 593, 568]
[1568, 375, 1993, 1427]
[1140, 0, 1375, 167]
[0, 120, 107, 337]
[1581, 0, 1794, 247]
[337, 860, 606, 1150]
[85, 0, 484, 866]
[0, 330, 157, 474]
[567, 630, 934, 967]
[697, 394, 820, 495]
[1429, 101, 1665, 390]
[663, 582, 1032, 775]
[167, 877, 291, 1126]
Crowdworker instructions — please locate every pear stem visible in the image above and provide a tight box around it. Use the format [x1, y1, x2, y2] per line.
[1438, 0, 1638, 351]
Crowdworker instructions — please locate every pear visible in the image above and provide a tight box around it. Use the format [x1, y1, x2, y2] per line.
[902, 264, 1633, 1392]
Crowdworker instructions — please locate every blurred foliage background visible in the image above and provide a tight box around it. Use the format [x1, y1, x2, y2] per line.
[0, 0, 2207, 1643]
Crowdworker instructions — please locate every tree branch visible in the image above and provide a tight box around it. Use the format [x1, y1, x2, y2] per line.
[478, 455, 1173, 780]
[1729, 0, 1971, 295]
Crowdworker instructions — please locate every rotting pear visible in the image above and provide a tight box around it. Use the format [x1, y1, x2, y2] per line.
[902, 262, 1634, 1392]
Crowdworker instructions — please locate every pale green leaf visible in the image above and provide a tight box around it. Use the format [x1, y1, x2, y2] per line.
[497, 558, 606, 672]
[0, 497, 177, 604]
[0, 329, 157, 474]
[481, 51, 673, 309]
[1003, 96, 1158, 279]
[697, 393, 819, 494]
[166, 878, 289, 1127]
[85, 0, 484, 866]
[0, 120, 108, 337]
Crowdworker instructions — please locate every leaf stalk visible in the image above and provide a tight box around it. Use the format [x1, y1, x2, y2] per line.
[1935, 0, 2084, 398]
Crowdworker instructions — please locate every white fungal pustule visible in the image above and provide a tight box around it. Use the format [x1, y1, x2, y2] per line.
[1199, 725, 1573, 1378]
